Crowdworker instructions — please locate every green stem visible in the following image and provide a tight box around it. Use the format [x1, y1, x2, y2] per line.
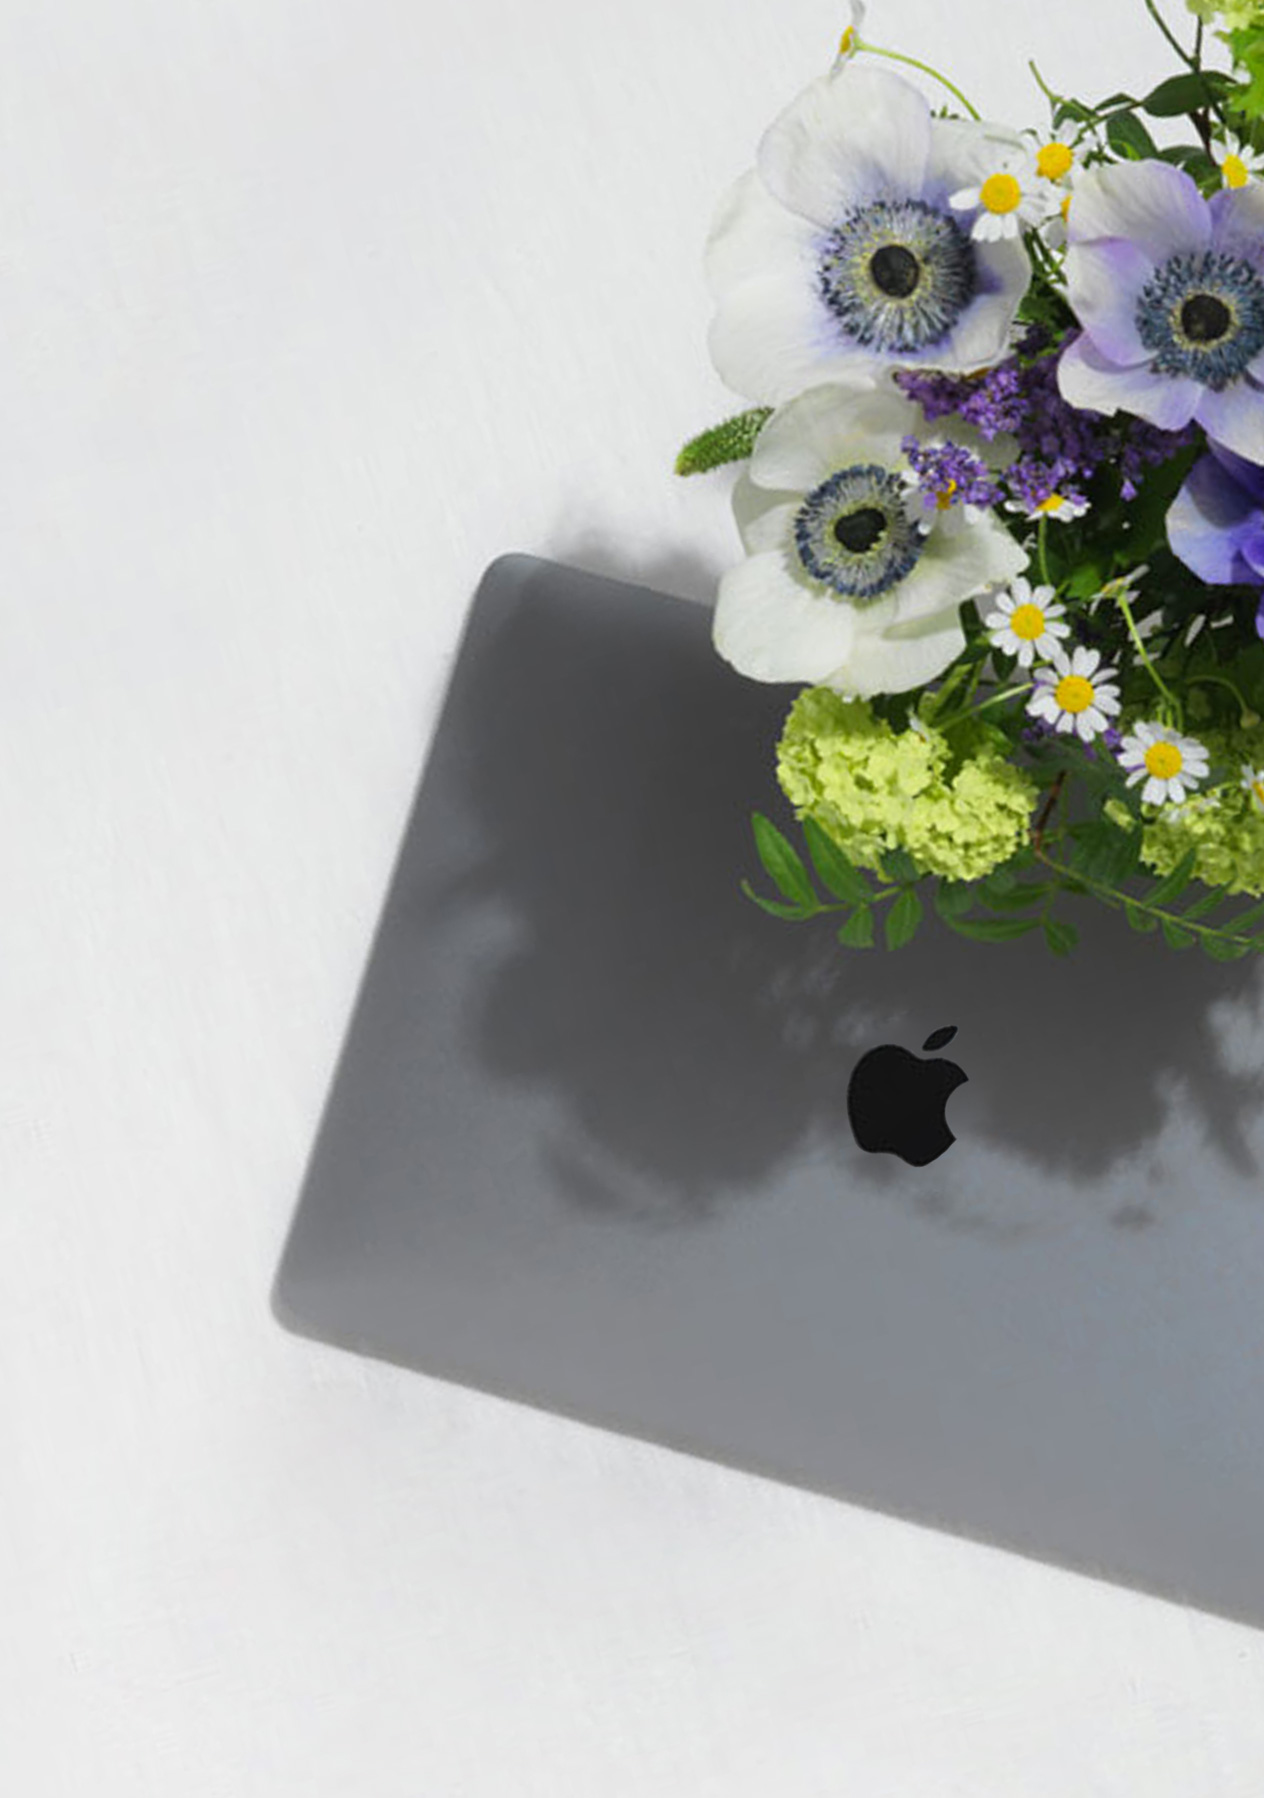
[1116, 587, 1180, 720]
[1028, 58, 1059, 117]
[938, 682, 1033, 732]
[858, 43, 981, 119]
[1186, 670, 1256, 719]
[1032, 846, 1256, 950]
[1037, 516, 1053, 589]
[1140, 0, 1199, 72]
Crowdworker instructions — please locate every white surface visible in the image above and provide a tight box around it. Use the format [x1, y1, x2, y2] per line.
[5, 0, 1264, 1790]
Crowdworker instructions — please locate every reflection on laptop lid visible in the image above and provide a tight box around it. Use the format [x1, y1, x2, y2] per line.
[275, 554, 1264, 1626]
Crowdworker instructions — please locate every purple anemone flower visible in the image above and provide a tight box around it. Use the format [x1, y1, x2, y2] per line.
[1167, 441, 1264, 634]
[1058, 161, 1264, 462]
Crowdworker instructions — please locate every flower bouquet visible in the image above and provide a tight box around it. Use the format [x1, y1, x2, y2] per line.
[678, 0, 1264, 959]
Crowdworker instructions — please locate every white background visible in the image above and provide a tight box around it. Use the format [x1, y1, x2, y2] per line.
[5, 0, 1264, 1790]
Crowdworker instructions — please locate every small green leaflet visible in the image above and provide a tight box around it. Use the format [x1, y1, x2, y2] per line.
[751, 813, 816, 910]
[838, 906, 875, 949]
[885, 888, 923, 950]
[800, 816, 871, 906]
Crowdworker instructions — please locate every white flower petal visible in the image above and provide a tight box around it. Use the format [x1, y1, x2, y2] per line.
[938, 236, 1032, 371]
[713, 551, 856, 683]
[889, 513, 1027, 623]
[1068, 160, 1211, 261]
[749, 384, 919, 492]
[826, 604, 966, 698]
[708, 273, 856, 406]
[757, 64, 932, 228]
[1064, 237, 1154, 367]
[1057, 331, 1203, 430]
[732, 474, 799, 554]
[1195, 377, 1264, 465]
[704, 168, 823, 302]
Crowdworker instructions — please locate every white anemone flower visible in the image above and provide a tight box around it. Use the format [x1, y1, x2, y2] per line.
[713, 383, 1028, 697]
[1027, 645, 1121, 740]
[705, 63, 1032, 405]
[950, 148, 1056, 241]
[984, 577, 1070, 666]
[1120, 722, 1211, 806]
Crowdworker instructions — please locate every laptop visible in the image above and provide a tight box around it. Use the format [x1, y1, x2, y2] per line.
[274, 553, 1264, 1626]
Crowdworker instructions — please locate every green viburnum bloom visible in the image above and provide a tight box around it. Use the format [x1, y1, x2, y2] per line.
[1127, 727, 1264, 896]
[1186, 0, 1264, 25]
[777, 687, 1038, 882]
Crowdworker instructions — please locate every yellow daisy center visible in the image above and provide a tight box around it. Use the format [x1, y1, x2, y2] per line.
[839, 25, 856, 52]
[1145, 741, 1183, 780]
[980, 172, 1022, 215]
[1054, 674, 1094, 714]
[1009, 602, 1046, 641]
[1223, 153, 1250, 190]
[1036, 492, 1066, 514]
[935, 479, 958, 510]
[1037, 141, 1073, 181]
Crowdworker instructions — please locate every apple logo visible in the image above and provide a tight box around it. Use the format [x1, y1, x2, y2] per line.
[846, 1026, 967, 1167]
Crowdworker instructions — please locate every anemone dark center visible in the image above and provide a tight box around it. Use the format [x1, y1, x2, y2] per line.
[833, 507, 888, 553]
[869, 244, 921, 299]
[1180, 293, 1232, 343]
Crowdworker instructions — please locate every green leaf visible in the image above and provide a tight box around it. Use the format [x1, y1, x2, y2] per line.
[1106, 110, 1158, 161]
[878, 846, 920, 884]
[751, 813, 816, 909]
[838, 906, 875, 949]
[1044, 917, 1079, 958]
[1125, 902, 1159, 933]
[985, 883, 1054, 912]
[740, 880, 809, 922]
[1161, 918, 1196, 950]
[674, 408, 772, 476]
[934, 880, 973, 920]
[800, 816, 871, 905]
[885, 887, 924, 951]
[1145, 848, 1199, 908]
[1143, 73, 1218, 116]
[946, 915, 1041, 943]
[1228, 898, 1264, 933]
[1181, 884, 1229, 921]
[1069, 819, 1143, 886]
[1201, 933, 1254, 962]
[980, 863, 1017, 898]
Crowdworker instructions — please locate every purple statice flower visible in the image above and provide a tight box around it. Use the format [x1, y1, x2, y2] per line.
[897, 341, 1196, 506]
[899, 435, 1000, 513]
[1167, 441, 1264, 635]
[1059, 160, 1264, 462]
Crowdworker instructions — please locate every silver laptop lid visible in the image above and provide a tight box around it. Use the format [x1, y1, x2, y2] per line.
[275, 553, 1264, 1626]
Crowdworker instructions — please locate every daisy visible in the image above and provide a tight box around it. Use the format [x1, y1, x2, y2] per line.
[950, 148, 1056, 242]
[1007, 489, 1091, 523]
[714, 382, 1027, 696]
[705, 63, 1032, 404]
[1119, 722, 1211, 806]
[1027, 645, 1122, 741]
[835, 0, 866, 62]
[1215, 131, 1264, 191]
[1034, 139, 1076, 186]
[1241, 764, 1264, 810]
[984, 577, 1071, 666]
